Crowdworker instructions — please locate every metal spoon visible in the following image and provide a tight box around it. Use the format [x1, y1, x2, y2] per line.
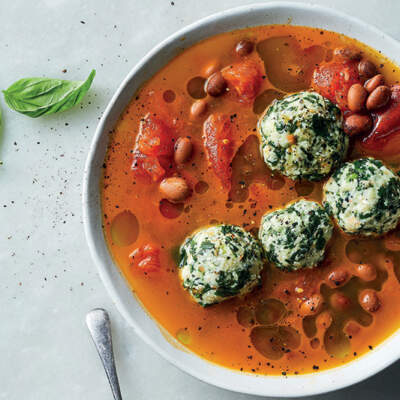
[86, 308, 123, 400]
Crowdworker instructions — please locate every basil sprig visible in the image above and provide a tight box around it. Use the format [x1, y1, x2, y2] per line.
[2, 69, 96, 118]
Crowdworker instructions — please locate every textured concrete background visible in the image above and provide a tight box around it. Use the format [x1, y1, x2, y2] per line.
[0, 1, 399, 399]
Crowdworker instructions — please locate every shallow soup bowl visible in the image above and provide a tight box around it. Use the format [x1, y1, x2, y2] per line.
[83, 2, 400, 397]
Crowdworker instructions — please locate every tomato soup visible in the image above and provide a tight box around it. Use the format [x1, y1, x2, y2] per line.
[101, 25, 400, 375]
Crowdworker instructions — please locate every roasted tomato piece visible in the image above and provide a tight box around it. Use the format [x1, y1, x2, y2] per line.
[222, 61, 263, 104]
[129, 243, 160, 271]
[131, 114, 175, 182]
[135, 113, 175, 156]
[362, 85, 400, 155]
[131, 151, 166, 182]
[312, 61, 360, 110]
[203, 113, 235, 190]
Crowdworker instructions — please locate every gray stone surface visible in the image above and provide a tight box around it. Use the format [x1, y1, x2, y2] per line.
[0, 0, 399, 399]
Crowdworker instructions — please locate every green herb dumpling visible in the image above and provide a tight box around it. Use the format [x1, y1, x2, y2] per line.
[258, 91, 348, 181]
[259, 199, 333, 271]
[323, 158, 400, 236]
[179, 224, 264, 306]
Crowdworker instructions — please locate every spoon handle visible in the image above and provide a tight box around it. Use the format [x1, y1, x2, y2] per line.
[86, 308, 123, 400]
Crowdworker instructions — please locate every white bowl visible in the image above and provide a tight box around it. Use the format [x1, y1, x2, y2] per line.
[83, 2, 400, 397]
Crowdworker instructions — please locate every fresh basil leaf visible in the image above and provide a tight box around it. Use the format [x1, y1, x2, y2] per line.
[2, 69, 96, 118]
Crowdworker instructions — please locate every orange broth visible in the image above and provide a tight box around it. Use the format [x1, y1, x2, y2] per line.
[101, 25, 400, 375]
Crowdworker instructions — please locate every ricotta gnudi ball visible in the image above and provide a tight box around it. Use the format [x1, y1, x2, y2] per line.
[323, 158, 400, 236]
[258, 91, 348, 181]
[259, 199, 333, 271]
[178, 224, 264, 306]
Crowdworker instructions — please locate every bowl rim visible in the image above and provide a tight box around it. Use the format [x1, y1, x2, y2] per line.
[83, 2, 400, 397]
